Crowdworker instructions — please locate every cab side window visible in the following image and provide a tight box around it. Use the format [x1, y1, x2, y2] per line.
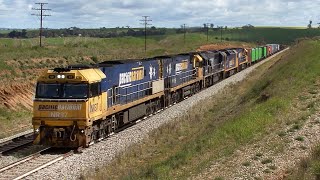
[89, 83, 101, 97]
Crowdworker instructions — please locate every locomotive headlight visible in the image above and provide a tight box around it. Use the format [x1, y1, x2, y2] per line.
[81, 130, 84, 133]
[57, 75, 65, 79]
[35, 128, 39, 133]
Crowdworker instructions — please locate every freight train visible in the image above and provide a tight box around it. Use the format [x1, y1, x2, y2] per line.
[32, 44, 282, 148]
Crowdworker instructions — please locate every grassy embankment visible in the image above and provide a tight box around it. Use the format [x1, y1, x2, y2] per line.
[85, 40, 320, 179]
[210, 27, 320, 44]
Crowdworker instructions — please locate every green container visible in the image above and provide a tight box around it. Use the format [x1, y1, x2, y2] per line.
[263, 47, 267, 57]
[259, 47, 263, 60]
[255, 48, 259, 61]
[252, 48, 256, 62]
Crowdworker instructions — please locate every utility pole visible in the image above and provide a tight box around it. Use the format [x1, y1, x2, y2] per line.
[182, 24, 186, 44]
[204, 23, 211, 42]
[220, 26, 223, 42]
[32, 3, 51, 47]
[140, 16, 152, 54]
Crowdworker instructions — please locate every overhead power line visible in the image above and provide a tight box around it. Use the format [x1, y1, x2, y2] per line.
[140, 16, 152, 54]
[31, 3, 51, 47]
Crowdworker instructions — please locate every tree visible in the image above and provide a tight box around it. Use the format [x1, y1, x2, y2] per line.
[210, 23, 214, 28]
[242, 24, 254, 29]
[21, 29, 27, 38]
[8, 30, 18, 38]
[308, 20, 312, 29]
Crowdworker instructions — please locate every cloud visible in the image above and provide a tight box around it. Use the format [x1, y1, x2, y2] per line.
[0, 0, 319, 28]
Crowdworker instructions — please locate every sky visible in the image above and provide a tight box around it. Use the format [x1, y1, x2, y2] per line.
[0, 0, 319, 29]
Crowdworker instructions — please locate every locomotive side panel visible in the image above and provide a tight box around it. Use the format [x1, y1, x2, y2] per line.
[100, 59, 161, 107]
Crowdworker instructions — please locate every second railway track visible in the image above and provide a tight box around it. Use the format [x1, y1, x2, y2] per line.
[0, 147, 73, 180]
[0, 133, 34, 155]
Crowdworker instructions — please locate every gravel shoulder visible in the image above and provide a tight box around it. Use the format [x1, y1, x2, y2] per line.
[18, 50, 287, 180]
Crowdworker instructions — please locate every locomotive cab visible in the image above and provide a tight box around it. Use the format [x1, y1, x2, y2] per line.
[32, 67, 107, 148]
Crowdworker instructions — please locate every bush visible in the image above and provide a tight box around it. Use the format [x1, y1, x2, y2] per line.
[312, 162, 320, 178]
[91, 56, 99, 63]
[295, 136, 304, 141]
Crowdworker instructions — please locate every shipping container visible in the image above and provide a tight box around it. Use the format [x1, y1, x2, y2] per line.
[263, 46, 267, 58]
[255, 48, 259, 61]
[267, 45, 272, 56]
[259, 47, 263, 60]
[267, 44, 280, 54]
[246, 48, 252, 64]
[252, 48, 256, 62]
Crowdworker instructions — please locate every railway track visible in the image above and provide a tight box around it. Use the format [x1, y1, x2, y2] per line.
[0, 133, 34, 155]
[0, 148, 73, 180]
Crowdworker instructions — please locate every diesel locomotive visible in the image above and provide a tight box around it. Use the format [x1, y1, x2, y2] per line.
[32, 44, 281, 148]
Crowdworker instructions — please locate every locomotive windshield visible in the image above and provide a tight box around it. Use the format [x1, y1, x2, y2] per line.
[36, 83, 88, 99]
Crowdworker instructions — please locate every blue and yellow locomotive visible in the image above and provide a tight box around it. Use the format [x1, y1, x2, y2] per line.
[32, 45, 281, 148]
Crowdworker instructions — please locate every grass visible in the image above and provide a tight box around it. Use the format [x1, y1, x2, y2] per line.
[242, 161, 251, 167]
[261, 158, 273, 164]
[286, 145, 320, 179]
[84, 39, 320, 179]
[0, 107, 32, 138]
[208, 27, 320, 44]
[295, 136, 305, 142]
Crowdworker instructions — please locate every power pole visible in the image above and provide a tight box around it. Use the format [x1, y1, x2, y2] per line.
[140, 16, 152, 54]
[182, 24, 186, 44]
[204, 23, 211, 42]
[220, 26, 223, 42]
[32, 3, 51, 47]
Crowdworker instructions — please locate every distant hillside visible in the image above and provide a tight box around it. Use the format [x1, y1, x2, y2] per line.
[1, 27, 320, 44]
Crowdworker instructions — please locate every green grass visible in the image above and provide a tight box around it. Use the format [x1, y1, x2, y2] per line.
[84, 39, 320, 179]
[209, 28, 320, 44]
[286, 145, 320, 179]
[295, 136, 305, 142]
[242, 161, 251, 167]
[0, 107, 32, 138]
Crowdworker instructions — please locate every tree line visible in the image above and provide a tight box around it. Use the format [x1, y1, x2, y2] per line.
[0, 26, 167, 39]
